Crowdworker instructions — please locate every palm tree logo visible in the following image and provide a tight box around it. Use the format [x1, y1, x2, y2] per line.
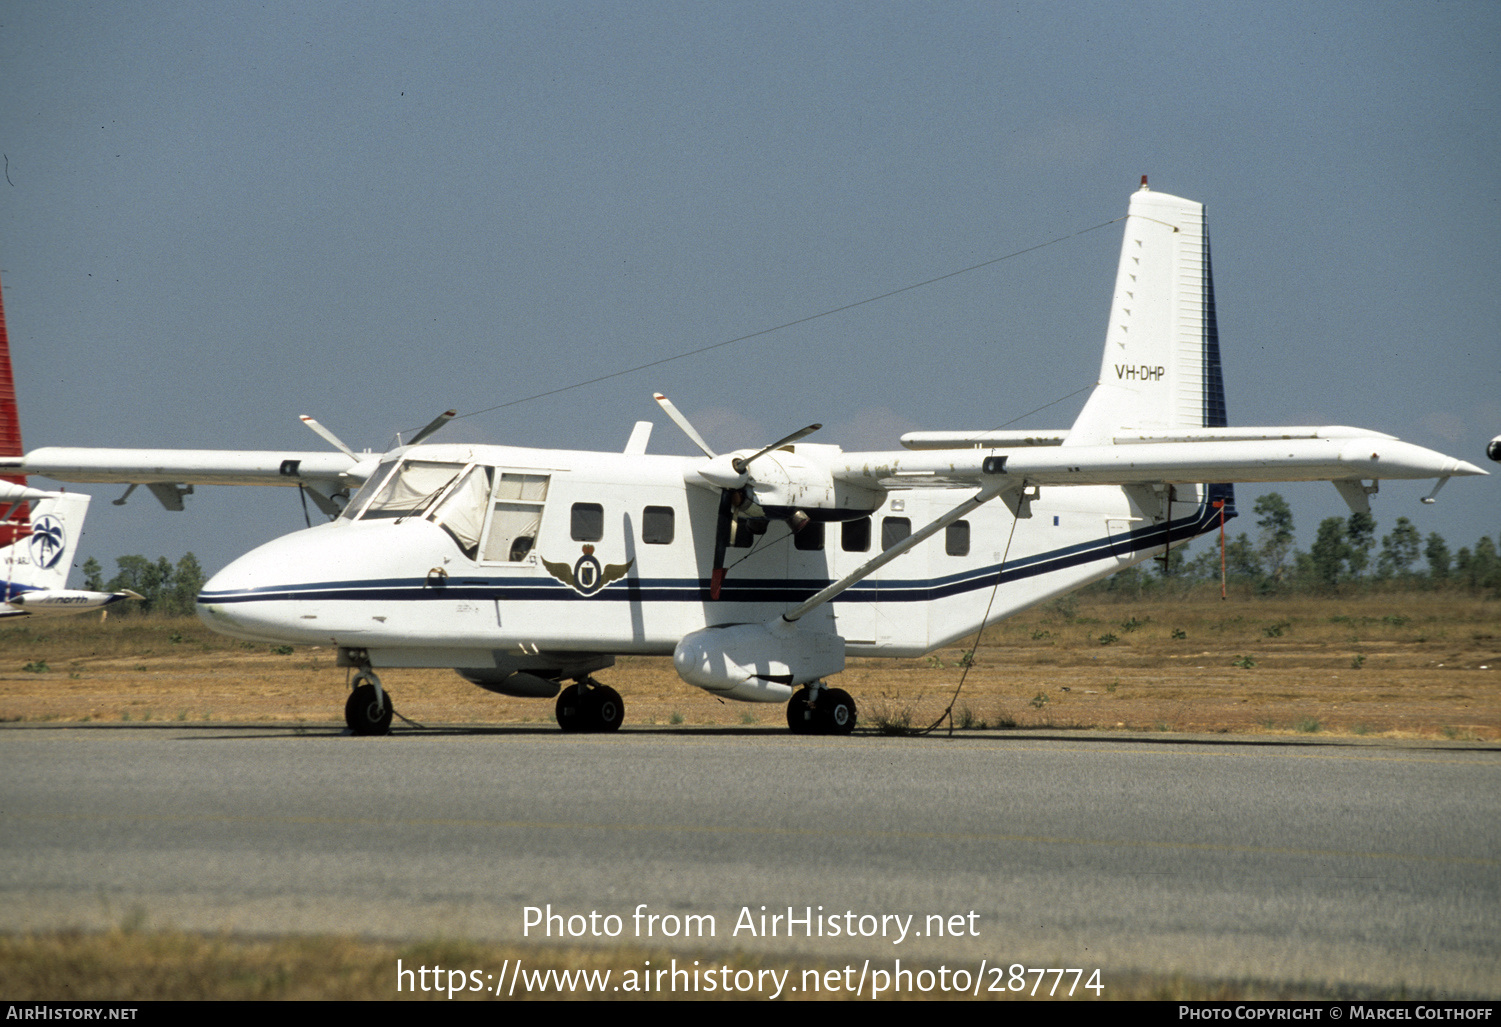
[28, 515, 65, 570]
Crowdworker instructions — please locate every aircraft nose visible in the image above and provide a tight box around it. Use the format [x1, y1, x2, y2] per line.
[197, 554, 269, 637]
[195, 520, 401, 643]
[198, 544, 273, 605]
[195, 533, 316, 640]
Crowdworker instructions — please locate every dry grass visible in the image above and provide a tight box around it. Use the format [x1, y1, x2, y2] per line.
[0, 930, 1437, 1000]
[0, 590, 1495, 739]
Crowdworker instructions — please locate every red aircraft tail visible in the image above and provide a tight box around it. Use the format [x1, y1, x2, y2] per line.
[0, 273, 31, 546]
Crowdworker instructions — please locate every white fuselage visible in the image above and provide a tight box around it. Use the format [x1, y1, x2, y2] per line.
[197, 441, 1212, 686]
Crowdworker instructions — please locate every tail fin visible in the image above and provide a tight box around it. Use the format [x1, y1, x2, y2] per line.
[0, 491, 90, 597]
[0, 271, 29, 547]
[1065, 181, 1229, 445]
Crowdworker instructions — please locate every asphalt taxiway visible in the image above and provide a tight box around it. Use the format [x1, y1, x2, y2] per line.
[2, 724, 1496, 996]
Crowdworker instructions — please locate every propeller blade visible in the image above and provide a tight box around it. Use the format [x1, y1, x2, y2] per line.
[710, 489, 733, 600]
[300, 416, 357, 459]
[408, 409, 458, 447]
[732, 423, 822, 474]
[653, 393, 717, 459]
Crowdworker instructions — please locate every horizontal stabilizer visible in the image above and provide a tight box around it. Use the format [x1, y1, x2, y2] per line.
[900, 430, 1067, 451]
[0, 480, 63, 503]
[1112, 426, 1398, 445]
[836, 436, 1487, 490]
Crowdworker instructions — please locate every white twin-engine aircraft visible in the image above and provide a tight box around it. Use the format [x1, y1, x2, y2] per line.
[11, 183, 1486, 733]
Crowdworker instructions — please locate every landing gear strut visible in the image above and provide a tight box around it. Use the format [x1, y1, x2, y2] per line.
[787, 682, 856, 735]
[345, 669, 393, 736]
[555, 677, 624, 733]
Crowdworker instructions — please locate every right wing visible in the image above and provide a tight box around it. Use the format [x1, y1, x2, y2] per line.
[4, 448, 369, 516]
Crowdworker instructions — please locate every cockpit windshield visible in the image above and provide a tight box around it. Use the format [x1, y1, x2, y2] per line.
[349, 460, 465, 520]
[342, 460, 398, 520]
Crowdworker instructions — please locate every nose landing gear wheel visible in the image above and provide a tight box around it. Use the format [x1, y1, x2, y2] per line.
[345, 682, 393, 736]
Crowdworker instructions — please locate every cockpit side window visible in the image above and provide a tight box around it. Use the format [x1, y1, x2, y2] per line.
[480, 473, 551, 563]
[428, 464, 493, 558]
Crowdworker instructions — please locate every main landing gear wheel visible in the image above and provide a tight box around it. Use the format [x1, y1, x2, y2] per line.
[787, 687, 815, 734]
[345, 680, 393, 736]
[556, 685, 584, 732]
[786, 686, 857, 735]
[820, 688, 857, 735]
[555, 681, 624, 733]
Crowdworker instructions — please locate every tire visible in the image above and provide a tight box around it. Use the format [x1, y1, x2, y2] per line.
[586, 685, 624, 732]
[556, 684, 584, 732]
[345, 683, 393, 736]
[786, 687, 814, 734]
[820, 688, 857, 735]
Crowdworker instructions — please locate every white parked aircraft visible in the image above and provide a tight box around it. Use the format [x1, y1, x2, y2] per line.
[0, 484, 142, 619]
[9, 183, 1486, 732]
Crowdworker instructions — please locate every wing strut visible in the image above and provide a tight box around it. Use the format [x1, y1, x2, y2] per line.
[780, 481, 1013, 624]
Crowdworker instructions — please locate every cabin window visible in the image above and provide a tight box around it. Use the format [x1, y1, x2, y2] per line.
[642, 506, 674, 544]
[571, 503, 604, 542]
[946, 520, 970, 557]
[494, 473, 550, 503]
[480, 473, 550, 563]
[793, 520, 825, 551]
[881, 516, 911, 550]
[842, 517, 871, 553]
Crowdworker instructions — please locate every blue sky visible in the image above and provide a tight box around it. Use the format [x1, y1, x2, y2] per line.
[1, 0, 1496, 576]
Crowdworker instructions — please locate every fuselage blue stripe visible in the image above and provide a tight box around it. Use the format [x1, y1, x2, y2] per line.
[199, 499, 1233, 608]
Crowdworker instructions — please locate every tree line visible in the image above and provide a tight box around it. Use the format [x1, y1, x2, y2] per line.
[80, 554, 206, 616]
[1092, 493, 1499, 595]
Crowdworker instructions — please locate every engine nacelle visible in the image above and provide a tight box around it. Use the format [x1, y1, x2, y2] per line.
[745, 445, 884, 519]
[672, 621, 845, 703]
[693, 444, 884, 519]
[457, 669, 561, 698]
[1488, 435, 1501, 463]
